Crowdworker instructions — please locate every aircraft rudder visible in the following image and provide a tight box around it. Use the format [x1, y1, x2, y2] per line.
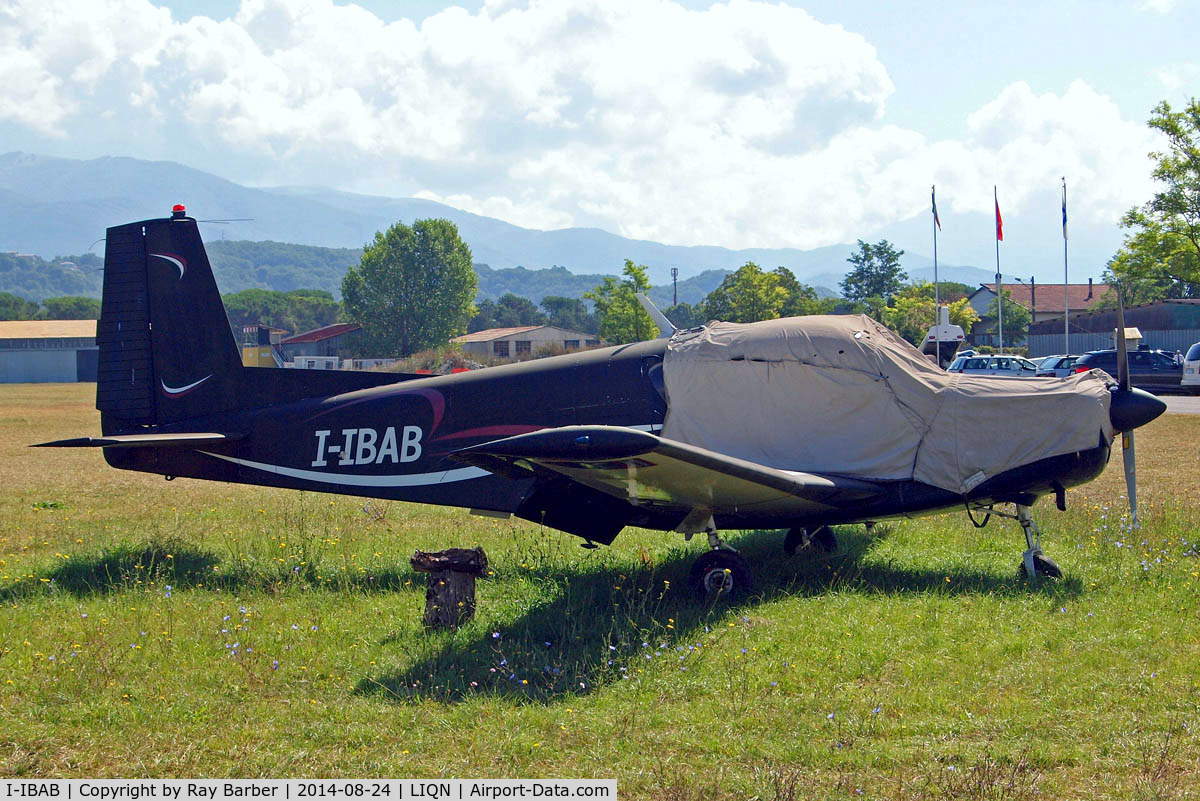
[97, 208, 245, 430]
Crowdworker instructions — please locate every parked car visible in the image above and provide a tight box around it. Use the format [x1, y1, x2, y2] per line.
[947, 355, 1040, 377]
[1072, 348, 1184, 393]
[1035, 354, 1080, 377]
[1182, 342, 1200, 395]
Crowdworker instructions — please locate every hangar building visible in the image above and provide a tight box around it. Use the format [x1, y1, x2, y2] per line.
[0, 320, 98, 383]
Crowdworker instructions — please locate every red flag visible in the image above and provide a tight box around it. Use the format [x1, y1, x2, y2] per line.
[995, 198, 1004, 241]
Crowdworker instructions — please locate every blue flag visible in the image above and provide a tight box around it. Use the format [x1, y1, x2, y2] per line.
[1061, 183, 1068, 240]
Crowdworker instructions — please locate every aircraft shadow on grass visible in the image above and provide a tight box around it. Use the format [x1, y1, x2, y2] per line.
[0, 539, 422, 600]
[355, 525, 1083, 705]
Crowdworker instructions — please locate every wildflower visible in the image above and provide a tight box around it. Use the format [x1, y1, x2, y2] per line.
[827, 712, 835, 720]
[872, 707, 881, 715]
[492, 632, 501, 639]
[272, 660, 279, 670]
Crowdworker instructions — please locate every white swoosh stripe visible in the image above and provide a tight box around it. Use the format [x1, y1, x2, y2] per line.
[200, 451, 490, 487]
[161, 375, 211, 395]
[151, 253, 185, 278]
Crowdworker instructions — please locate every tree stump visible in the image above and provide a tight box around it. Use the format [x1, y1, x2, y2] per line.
[410, 547, 489, 629]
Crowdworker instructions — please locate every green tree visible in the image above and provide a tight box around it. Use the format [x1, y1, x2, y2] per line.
[840, 240, 907, 303]
[987, 289, 1032, 343]
[1106, 98, 1200, 298]
[879, 283, 980, 345]
[40, 296, 101, 319]
[470, 293, 547, 331]
[341, 219, 476, 356]
[700, 262, 787, 322]
[662, 301, 702, 328]
[583, 260, 655, 345]
[540, 296, 596, 333]
[773, 266, 836, 316]
[0, 292, 39, 320]
[495, 293, 547, 327]
[222, 288, 341, 334]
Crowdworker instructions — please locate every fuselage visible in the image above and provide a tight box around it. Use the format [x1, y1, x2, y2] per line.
[105, 337, 1112, 541]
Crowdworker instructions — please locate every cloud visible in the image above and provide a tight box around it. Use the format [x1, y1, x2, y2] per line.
[1158, 62, 1200, 93]
[0, 0, 1163, 249]
[1136, 0, 1181, 13]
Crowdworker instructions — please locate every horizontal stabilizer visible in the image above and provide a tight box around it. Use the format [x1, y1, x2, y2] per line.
[34, 432, 239, 449]
[452, 425, 882, 517]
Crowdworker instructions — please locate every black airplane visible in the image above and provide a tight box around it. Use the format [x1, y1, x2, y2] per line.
[38, 208, 1167, 599]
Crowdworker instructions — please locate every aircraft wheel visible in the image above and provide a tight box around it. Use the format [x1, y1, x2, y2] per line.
[689, 550, 753, 601]
[811, 525, 838, 553]
[1032, 552, 1063, 579]
[783, 527, 808, 555]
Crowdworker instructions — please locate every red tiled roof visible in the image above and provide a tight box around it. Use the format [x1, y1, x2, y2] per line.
[981, 283, 1111, 313]
[282, 323, 362, 344]
[453, 326, 543, 343]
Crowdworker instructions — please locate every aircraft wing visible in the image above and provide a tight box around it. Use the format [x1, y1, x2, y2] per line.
[452, 425, 884, 523]
[33, 433, 239, 448]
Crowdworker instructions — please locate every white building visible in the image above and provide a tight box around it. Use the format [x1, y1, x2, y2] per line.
[453, 326, 600, 360]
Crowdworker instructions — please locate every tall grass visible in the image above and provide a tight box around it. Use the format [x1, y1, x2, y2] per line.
[2, 384, 1199, 798]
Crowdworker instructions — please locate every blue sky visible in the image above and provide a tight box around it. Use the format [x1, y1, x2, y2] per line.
[3, 0, 1196, 279]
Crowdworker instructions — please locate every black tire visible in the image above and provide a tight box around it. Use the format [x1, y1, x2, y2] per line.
[1032, 552, 1063, 579]
[783, 527, 807, 555]
[689, 550, 753, 601]
[811, 525, 838, 553]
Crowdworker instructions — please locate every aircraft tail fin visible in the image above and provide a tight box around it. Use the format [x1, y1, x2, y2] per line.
[97, 208, 245, 432]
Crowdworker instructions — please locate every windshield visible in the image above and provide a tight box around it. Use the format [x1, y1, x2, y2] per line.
[1187, 343, 1200, 361]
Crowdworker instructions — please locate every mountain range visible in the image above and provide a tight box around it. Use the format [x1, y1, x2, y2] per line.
[0, 151, 1009, 300]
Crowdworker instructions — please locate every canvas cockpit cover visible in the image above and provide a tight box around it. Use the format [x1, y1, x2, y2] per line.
[661, 315, 1113, 495]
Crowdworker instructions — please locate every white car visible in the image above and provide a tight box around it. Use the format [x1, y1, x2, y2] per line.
[1035, 354, 1080, 377]
[947, 355, 1040, 377]
[1183, 342, 1200, 395]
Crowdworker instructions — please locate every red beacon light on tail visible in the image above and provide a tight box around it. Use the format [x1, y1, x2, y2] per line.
[171, 204, 187, 219]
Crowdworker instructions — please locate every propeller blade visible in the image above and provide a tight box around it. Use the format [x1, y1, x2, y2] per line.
[1115, 286, 1130, 392]
[1122, 430, 1138, 526]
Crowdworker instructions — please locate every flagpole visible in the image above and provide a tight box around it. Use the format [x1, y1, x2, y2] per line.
[932, 185, 940, 311]
[931, 183, 940, 364]
[995, 186, 1003, 354]
[1062, 177, 1069, 355]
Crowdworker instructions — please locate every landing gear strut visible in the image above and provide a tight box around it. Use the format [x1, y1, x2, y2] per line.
[1016, 504, 1062, 579]
[968, 502, 1062, 579]
[783, 525, 838, 555]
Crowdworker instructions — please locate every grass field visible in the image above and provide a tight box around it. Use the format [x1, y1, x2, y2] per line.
[2, 383, 1199, 798]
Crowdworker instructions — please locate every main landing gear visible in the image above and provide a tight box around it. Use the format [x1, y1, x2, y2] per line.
[783, 525, 838, 556]
[687, 529, 754, 601]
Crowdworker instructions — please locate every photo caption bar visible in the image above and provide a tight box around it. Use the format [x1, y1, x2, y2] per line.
[2, 781, 616, 801]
